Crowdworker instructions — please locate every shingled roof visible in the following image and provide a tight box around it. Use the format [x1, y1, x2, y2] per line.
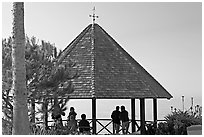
[58, 24, 173, 99]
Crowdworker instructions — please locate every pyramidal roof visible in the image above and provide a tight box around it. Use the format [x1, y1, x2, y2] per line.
[58, 24, 173, 99]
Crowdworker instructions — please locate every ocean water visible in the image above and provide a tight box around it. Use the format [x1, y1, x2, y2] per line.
[62, 99, 168, 121]
[62, 96, 202, 121]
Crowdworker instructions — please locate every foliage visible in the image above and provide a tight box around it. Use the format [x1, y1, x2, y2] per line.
[24, 36, 77, 123]
[30, 123, 90, 135]
[2, 118, 12, 135]
[2, 36, 78, 134]
[156, 109, 202, 135]
[30, 124, 67, 135]
[156, 122, 169, 135]
[2, 37, 13, 132]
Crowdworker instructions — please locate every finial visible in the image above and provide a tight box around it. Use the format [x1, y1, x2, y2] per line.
[89, 6, 99, 24]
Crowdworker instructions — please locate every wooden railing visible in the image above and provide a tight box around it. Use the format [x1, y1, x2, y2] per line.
[35, 119, 167, 135]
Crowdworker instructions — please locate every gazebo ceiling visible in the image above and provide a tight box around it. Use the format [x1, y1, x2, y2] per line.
[57, 24, 173, 99]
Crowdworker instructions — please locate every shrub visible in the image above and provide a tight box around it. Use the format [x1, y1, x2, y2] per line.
[30, 123, 81, 135]
[157, 110, 202, 135]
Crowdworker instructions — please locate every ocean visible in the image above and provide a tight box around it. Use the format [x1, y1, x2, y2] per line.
[63, 96, 202, 121]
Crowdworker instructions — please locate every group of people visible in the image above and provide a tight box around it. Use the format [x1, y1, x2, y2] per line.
[111, 105, 130, 134]
[51, 105, 130, 134]
[52, 107, 90, 134]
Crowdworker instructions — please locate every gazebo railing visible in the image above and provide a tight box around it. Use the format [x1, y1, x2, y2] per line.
[95, 119, 112, 134]
[34, 118, 167, 135]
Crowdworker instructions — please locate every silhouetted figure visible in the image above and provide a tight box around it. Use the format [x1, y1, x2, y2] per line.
[111, 106, 121, 134]
[79, 114, 90, 134]
[119, 105, 129, 134]
[67, 107, 77, 121]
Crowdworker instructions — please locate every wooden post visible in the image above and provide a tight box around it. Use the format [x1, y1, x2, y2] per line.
[44, 98, 49, 130]
[92, 98, 96, 134]
[131, 98, 136, 133]
[140, 98, 145, 135]
[153, 98, 157, 128]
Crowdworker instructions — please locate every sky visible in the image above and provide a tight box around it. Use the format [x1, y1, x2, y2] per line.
[1, 2, 202, 121]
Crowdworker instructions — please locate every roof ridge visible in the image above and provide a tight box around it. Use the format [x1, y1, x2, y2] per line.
[91, 25, 96, 97]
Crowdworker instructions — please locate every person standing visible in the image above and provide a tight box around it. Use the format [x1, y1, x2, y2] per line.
[67, 107, 77, 121]
[119, 105, 129, 134]
[111, 106, 121, 134]
[67, 115, 78, 134]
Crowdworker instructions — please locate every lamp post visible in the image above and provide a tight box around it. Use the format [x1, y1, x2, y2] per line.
[191, 97, 193, 114]
[171, 106, 173, 112]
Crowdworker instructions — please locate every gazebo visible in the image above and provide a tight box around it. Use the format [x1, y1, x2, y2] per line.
[57, 23, 173, 134]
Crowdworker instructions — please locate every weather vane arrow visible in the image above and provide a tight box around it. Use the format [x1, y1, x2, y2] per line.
[89, 6, 99, 24]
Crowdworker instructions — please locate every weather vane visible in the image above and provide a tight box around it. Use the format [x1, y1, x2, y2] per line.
[89, 6, 99, 24]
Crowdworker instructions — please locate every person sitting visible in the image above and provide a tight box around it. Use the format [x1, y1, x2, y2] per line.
[79, 114, 90, 134]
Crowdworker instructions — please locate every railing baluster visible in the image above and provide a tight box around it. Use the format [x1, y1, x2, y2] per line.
[135, 120, 140, 129]
[96, 120, 112, 134]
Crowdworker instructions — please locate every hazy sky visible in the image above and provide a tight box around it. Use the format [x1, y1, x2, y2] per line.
[2, 2, 202, 120]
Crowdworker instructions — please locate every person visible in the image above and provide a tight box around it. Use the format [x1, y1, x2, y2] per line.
[79, 114, 90, 134]
[51, 104, 65, 128]
[111, 106, 121, 134]
[67, 115, 78, 134]
[67, 107, 77, 122]
[119, 105, 129, 134]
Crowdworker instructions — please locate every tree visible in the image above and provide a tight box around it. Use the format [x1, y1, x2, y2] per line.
[11, 2, 30, 134]
[2, 37, 13, 135]
[2, 37, 13, 122]
[25, 37, 78, 129]
[2, 36, 78, 133]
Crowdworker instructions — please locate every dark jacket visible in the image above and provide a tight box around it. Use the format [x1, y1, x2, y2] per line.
[79, 119, 90, 132]
[119, 110, 129, 122]
[111, 110, 121, 124]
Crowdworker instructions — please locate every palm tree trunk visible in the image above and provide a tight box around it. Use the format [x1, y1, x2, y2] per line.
[12, 2, 30, 134]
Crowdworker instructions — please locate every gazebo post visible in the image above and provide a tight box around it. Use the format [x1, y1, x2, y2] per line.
[131, 98, 136, 133]
[92, 98, 97, 134]
[140, 98, 145, 135]
[153, 98, 157, 127]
